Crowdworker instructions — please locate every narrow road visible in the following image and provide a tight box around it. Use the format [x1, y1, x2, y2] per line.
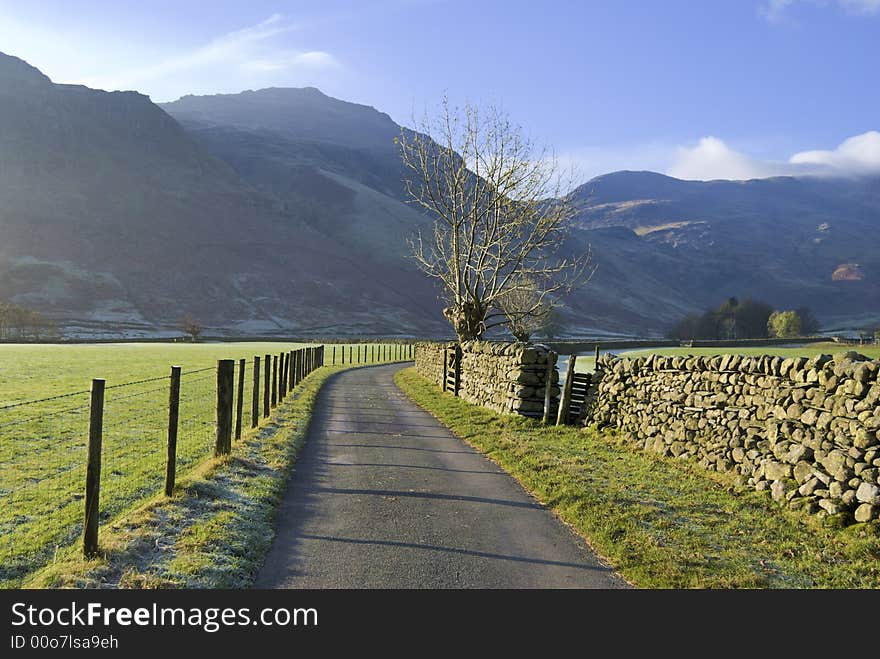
[255, 364, 628, 588]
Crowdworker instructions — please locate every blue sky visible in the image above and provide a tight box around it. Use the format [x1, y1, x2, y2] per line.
[0, 0, 878, 180]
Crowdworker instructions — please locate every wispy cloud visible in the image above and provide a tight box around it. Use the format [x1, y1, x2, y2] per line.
[759, 0, 880, 21]
[759, 0, 797, 22]
[79, 15, 339, 99]
[839, 0, 880, 13]
[666, 131, 880, 180]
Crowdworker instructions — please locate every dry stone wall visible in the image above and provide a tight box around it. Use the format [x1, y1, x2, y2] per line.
[414, 341, 447, 388]
[414, 341, 559, 418]
[589, 351, 880, 523]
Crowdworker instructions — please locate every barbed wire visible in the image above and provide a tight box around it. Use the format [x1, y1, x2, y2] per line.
[105, 373, 170, 391]
[181, 365, 216, 376]
[0, 399, 91, 432]
[0, 387, 92, 412]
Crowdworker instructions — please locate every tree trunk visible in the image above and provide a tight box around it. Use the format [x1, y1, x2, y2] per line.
[444, 301, 486, 341]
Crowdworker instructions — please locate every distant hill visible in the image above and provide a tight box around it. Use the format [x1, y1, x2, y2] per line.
[1, 51, 877, 338]
[568, 171, 880, 331]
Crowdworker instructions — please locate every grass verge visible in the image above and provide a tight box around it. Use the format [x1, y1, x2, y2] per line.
[25, 366, 346, 589]
[394, 367, 880, 588]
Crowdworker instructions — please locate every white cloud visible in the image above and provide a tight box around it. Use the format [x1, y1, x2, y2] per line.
[760, 0, 880, 21]
[668, 137, 790, 180]
[790, 131, 880, 173]
[665, 132, 880, 180]
[73, 15, 339, 100]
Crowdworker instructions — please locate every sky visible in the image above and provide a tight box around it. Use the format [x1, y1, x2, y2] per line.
[0, 0, 878, 181]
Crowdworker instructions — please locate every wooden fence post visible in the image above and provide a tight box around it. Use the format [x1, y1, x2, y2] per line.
[280, 353, 287, 400]
[278, 354, 285, 400]
[556, 354, 577, 426]
[83, 378, 105, 558]
[235, 358, 245, 440]
[165, 366, 181, 495]
[288, 350, 295, 390]
[271, 355, 278, 408]
[332, 345, 336, 365]
[215, 360, 234, 456]
[453, 344, 462, 396]
[595, 344, 600, 368]
[263, 353, 270, 418]
[252, 356, 261, 428]
[542, 352, 557, 425]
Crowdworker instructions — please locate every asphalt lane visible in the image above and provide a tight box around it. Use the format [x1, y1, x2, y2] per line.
[255, 364, 628, 588]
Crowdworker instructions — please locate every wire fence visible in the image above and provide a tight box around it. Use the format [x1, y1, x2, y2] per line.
[0, 389, 90, 587]
[0, 342, 415, 587]
[326, 342, 414, 366]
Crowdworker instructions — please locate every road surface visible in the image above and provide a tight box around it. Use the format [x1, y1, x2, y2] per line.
[255, 364, 628, 588]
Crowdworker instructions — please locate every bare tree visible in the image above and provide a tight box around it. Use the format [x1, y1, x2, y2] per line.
[497, 276, 553, 342]
[180, 314, 203, 342]
[397, 99, 593, 341]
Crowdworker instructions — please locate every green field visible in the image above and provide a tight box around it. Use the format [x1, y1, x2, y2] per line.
[573, 342, 880, 373]
[0, 340, 411, 588]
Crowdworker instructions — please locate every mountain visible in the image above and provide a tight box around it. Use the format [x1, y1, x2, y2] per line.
[160, 88, 421, 264]
[1, 51, 877, 338]
[568, 171, 880, 331]
[0, 53, 446, 337]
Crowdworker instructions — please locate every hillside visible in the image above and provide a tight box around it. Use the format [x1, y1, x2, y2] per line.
[0, 53, 446, 337]
[568, 171, 880, 331]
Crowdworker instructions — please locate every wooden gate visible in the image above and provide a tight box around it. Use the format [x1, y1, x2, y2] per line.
[557, 355, 592, 425]
[566, 372, 592, 424]
[442, 344, 462, 396]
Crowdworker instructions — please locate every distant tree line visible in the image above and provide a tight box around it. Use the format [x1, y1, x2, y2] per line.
[668, 297, 819, 341]
[0, 302, 58, 341]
